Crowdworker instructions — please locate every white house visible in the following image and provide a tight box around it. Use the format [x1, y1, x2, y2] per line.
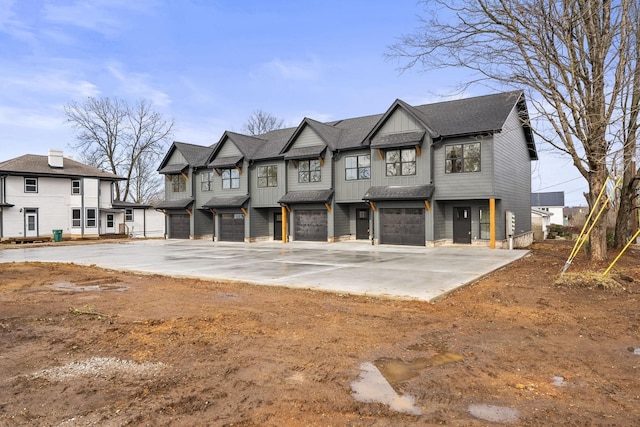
[531, 191, 565, 226]
[531, 208, 553, 240]
[0, 149, 162, 241]
[111, 200, 165, 238]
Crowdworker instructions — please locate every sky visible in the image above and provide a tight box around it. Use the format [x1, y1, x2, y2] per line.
[0, 0, 587, 205]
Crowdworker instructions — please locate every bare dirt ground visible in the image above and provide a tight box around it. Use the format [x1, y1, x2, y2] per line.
[1, 240, 639, 426]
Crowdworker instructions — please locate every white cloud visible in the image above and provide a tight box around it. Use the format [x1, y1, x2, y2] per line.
[0, 71, 100, 99]
[0, 0, 37, 44]
[259, 56, 323, 81]
[106, 62, 172, 107]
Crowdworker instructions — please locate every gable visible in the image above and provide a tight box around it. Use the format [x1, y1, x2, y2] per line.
[376, 107, 424, 136]
[217, 139, 242, 157]
[289, 126, 325, 149]
[166, 149, 187, 165]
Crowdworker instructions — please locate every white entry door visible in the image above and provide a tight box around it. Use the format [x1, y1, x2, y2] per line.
[106, 213, 115, 234]
[25, 209, 38, 237]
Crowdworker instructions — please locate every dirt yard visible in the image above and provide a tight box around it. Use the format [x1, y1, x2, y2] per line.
[1, 240, 639, 426]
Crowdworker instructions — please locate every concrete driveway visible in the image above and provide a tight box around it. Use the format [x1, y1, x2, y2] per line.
[0, 240, 528, 301]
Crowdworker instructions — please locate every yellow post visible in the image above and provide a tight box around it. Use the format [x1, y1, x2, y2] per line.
[603, 228, 640, 276]
[281, 205, 287, 243]
[489, 198, 496, 249]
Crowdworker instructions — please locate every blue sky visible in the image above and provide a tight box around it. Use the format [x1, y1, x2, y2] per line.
[0, 0, 586, 205]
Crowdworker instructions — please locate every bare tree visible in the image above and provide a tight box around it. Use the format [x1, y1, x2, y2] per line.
[242, 109, 285, 135]
[64, 97, 174, 203]
[389, 0, 640, 260]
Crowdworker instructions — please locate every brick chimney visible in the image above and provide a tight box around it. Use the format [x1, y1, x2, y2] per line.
[48, 149, 64, 168]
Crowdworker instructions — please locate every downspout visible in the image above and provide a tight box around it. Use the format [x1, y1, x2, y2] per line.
[283, 159, 289, 242]
[246, 160, 252, 242]
[143, 208, 147, 238]
[190, 166, 197, 239]
[81, 178, 85, 238]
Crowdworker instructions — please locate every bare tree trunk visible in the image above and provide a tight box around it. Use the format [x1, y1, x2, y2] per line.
[587, 168, 610, 261]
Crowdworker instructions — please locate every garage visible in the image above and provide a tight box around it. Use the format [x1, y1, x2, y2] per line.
[294, 210, 327, 241]
[219, 213, 245, 242]
[168, 214, 190, 239]
[380, 208, 425, 246]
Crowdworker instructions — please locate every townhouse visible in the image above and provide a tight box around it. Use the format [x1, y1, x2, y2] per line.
[156, 90, 537, 248]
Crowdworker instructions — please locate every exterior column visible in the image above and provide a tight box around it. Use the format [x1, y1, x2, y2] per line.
[281, 205, 287, 243]
[490, 198, 496, 249]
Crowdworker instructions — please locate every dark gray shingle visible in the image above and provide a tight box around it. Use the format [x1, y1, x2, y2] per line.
[278, 189, 334, 204]
[363, 185, 435, 201]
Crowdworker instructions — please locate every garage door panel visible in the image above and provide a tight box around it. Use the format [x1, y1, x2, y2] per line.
[219, 213, 244, 242]
[168, 214, 190, 239]
[380, 208, 425, 246]
[295, 210, 327, 241]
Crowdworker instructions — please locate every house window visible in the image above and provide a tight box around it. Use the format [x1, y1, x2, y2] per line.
[71, 180, 81, 194]
[86, 208, 97, 227]
[24, 177, 38, 193]
[298, 159, 321, 183]
[222, 168, 240, 189]
[72, 208, 81, 227]
[479, 207, 490, 239]
[386, 148, 416, 176]
[445, 142, 481, 173]
[345, 155, 371, 180]
[125, 208, 133, 222]
[171, 174, 186, 192]
[201, 172, 214, 191]
[257, 165, 278, 188]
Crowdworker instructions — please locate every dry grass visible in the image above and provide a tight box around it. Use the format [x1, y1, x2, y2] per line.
[555, 271, 626, 291]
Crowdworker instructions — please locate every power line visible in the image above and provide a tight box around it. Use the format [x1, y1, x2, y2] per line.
[535, 176, 584, 191]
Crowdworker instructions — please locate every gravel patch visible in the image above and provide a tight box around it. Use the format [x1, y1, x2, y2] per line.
[31, 357, 166, 382]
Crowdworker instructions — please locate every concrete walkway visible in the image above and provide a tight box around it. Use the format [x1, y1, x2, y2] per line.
[0, 240, 528, 301]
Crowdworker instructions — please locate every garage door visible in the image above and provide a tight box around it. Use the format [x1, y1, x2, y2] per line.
[380, 208, 425, 246]
[168, 214, 190, 239]
[294, 210, 327, 241]
[219, 213, 245, 242]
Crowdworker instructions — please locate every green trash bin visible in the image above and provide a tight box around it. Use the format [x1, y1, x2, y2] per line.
[53, 229, 63, 242]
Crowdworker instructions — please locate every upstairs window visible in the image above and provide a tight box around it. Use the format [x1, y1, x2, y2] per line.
[125, 208, 133, 222]
[386, 148, 416, 176]
[222, 168, 240, 189]
[24, 177, 38, 193]
[201, 171, 214, 192]
[257, 165, 278, 188]
[446, 142, 481, 173]
[171, 174, 186, 192]
[298, 159, 321, 183]
[71, 179, 81, 194]
[345, 155, 371, 180]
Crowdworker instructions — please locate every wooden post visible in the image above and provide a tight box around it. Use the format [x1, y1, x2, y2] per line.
[281, 205, 287, 243]
[490, 198, 496, 249]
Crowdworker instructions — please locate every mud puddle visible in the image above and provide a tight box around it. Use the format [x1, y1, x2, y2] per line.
[51, 281, 127, 292]
[468, 403, 520, 423]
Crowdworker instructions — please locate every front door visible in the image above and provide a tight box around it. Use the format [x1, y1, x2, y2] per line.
[274, 212, 282, 241]
[106, 214, 115, 234]
[25, 209, 38, 237]
[356, 208, 369, 240]
[453, 207, 472, 244]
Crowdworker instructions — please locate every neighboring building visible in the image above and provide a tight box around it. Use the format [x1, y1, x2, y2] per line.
[157, 90, 537, 248]
[531, 191, 565, 226]
[531, 208, 553, 240]
[111, 200, 165, 238]
[0, 150, 124, 240]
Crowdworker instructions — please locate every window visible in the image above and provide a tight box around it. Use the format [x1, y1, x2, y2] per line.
[345, 155, 371, 180]
[386, 148, 416, 176]
[479, 207, 490, 239]
[445, 142, 481, 173]
[71, 180, 81, 194]
[86, 208, 97, 228]
[298, 159, 321, 183]
[201, 172, 214, 192]
[24, 177, 38, 193]
[222, 168, 240, 189]
[257, 165, 278, 188]
[171, 174, 186, 192]
[72, 209, 81, 227]
[125, 208, 133, 222]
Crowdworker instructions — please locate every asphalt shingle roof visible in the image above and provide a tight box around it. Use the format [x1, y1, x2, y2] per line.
[201, 195, 250, 209]
[0, 155, 124, 180]
[363, 185, 435, 201]
[531, 191, 565, 207]
[155, 198, 194, 210]
[278, 189, 334, 204]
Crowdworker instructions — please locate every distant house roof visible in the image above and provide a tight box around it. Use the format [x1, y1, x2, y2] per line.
[363, 185, 435, 201]
[531, 192, 565, 207]
[0, 155, 124, 180]
[112, 200, 152, 209]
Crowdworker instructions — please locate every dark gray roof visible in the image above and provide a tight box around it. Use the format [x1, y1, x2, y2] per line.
[209, 155, 244, 169]
[112, 200, 152, 209]
[370, 130, 426, 149]
[202, 195, 250, 209]
[0, 155, 124, 180]
[363, 185, 435, 201]
[0, 202, 15, 207]
[157, 141, 214, 171]
[278, 189, 334, 204]
[156, 198, 194, 210]
[158, 163, 188, 175]
[283, 145, 326, 160]
[531, 191, 565, 207]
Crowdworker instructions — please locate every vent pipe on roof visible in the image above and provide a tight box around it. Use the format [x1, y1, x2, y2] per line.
[48, 149, 64, 168]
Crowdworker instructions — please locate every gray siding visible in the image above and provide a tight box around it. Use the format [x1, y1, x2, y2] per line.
[287, 152, 333, 192]
[212, 159, 249, 195]
[293, 126, 324, 148]
[378, 108, 422, 134]
[436, 200, 490, 242]
[249, 207, 269, 238]
[493, 107, 532, 236]
[164, 150, 192, 201]
[250, 160, 286, 207]
[218, 141, 242, 157]
[432, 135, 495, 200]
[194, 169, 215, 207]
[369, 139, 430, 187]
[334, 203, 350, 238]
[193, 208, 213, 238]
[334, 150, 371, 202]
